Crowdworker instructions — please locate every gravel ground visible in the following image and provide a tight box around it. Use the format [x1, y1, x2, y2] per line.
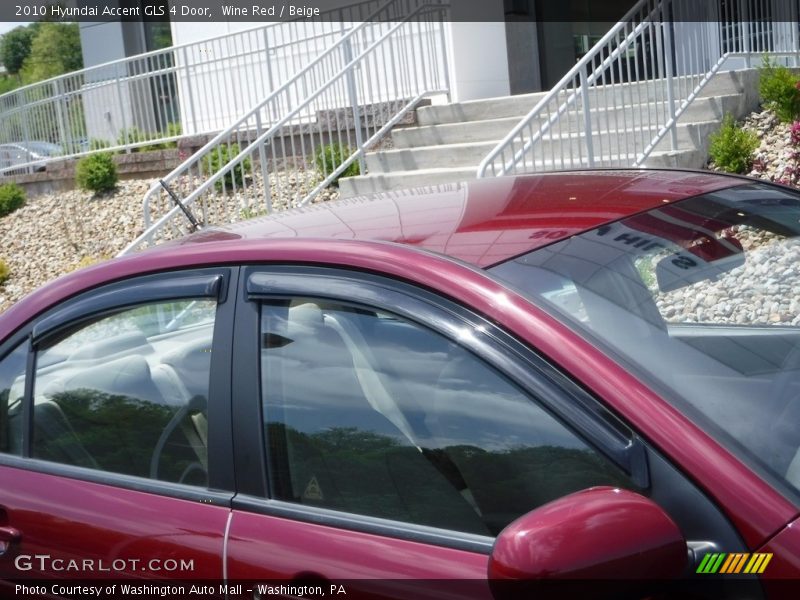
[742, 109, 797, 182]
[651, 226, 800, 327]
[1, 107, 797, 315]
[659, 107, 800, 327]
[0, 171, 339, 313]
[0, 180, 148, 312]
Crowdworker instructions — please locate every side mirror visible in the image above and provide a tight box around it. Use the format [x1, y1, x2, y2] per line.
[489, 487, 686, 597]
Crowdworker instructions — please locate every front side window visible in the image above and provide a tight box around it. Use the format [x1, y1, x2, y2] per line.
[0, 342, 27, 456]
[490, 183, 800, 498]
[260, 298, 631, 536]
[32, 300, 216, 486]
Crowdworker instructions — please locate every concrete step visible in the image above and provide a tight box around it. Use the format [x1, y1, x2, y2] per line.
[340, 69, 757, 197]
[416, 92, 547, 125]
[338, 167, 478, 197]
[394, 95, 740, 148]
[338, 147, 705, 198]
[642, 148, 707, 169]
[369, 121, 718, 174]
[652, 120, 720, 154]
[415, 70, 757, 126]
[561, 72, 756, 109]
[701, 68, 759, 105]
[366, 141, 498, 172]
[392, 117, 522, 147]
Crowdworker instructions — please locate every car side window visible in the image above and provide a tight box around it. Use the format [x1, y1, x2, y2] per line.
[32, 299, 216, 486]
[260, 298, 633, 536]
[0, 342, 28, 456]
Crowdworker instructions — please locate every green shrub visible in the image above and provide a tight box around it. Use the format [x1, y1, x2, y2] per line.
[239, 205, 267, 220]
[759, 56, 800, 122]
[156, 122, 181, 150]
[75, 152, 118, 193]
[709, 114, 759, 174]
[165, 122, 182, 138]
[313, 143, 360, 186]
[89, 138, 111, 151]
[204, 143, 251, 192]
[0, 182, 26, 217]
[116, 126, 147, 149]
[117, 125, 178, 152]
[0, 259, 9, 285]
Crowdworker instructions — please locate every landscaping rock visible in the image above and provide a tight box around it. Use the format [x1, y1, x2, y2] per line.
[0, 174, 339, 312]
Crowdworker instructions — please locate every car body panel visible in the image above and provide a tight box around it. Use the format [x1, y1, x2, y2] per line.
[226, 510, 492, 598]
[0, 465, 228, 588]
[0, 235, 795, 550]
[760, 517, 800, 598]
[0, 171, 797, 593]
[0, 172, 745, 340]
[172, 171, 744, 267]
[0, 141, 62, 174]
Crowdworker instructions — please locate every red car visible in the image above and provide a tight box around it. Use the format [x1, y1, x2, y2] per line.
[0, 170, 799, 599]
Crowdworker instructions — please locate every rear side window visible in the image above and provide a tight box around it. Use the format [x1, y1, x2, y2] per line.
[260, 298, 632, 536]
[0, 342, 27, 455]
[489, 183, 800, 498]
[32, 300, 216, 486]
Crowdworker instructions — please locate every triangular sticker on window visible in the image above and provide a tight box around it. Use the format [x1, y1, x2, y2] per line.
[302, 476, 324, 501]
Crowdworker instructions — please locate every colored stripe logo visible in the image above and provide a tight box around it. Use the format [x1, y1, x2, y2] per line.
[696, 553, 772, 574]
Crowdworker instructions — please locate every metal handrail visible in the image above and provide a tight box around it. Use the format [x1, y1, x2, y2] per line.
[477, 0, 800, 178]
[0, 0, 388, 176]
[476, 0, 662, 177]
[120, 0, 449, 254]
[140, 0, 400, 224]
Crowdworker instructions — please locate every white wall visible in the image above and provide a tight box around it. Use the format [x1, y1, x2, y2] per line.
[170, 19, 453, 135]
[79, 21, 160, 143]
[444, 22, 511, 101]
[167, 0, 512, 133]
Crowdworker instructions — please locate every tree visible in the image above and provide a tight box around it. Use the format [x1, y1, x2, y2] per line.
[0, 26, 34, 78]
[0, 76, 18, 95]
[20, 22, 83, 84]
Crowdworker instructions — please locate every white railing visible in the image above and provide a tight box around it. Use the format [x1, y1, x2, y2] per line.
[0, 0, 388, 176]
[120, 0, 449, 254]
[477, 0, 800, 178]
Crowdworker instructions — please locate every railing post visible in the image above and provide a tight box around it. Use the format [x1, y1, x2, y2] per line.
[438, 20, 451, 101]
[181, 47, 199, 135]
[343, 37, 367, 174]
[21, 99, 31, 150]
[255, 110, 272, 214]
[662, 16, 678, 151]
[262, 28, 276, 94]
[739, 0, 751, 68]
[579, 66, 595, 167]
[115, 70, 131, 153]
[791, 1, 800, 67]
[53, 79, 72, 154]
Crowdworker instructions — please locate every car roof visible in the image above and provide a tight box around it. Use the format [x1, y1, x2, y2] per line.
[0, 170, 745, 339]
[168, 170, 745, 267]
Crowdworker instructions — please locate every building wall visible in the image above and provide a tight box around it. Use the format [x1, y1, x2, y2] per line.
[79, 16, 160, 144]
[78, 0, 792, 146]
[79, 20, 135, 143]
[169, 0, 513, 122]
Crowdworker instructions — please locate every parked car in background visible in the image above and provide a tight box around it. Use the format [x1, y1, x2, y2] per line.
[0, 141, 63, 175]
[1, 170, 799, 599]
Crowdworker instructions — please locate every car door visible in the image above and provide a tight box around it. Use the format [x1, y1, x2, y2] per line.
[0, 268, 237, 596]
[222, 266, 755, 599]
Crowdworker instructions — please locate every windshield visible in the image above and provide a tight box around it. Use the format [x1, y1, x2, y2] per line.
[489, 182, 800, 498]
